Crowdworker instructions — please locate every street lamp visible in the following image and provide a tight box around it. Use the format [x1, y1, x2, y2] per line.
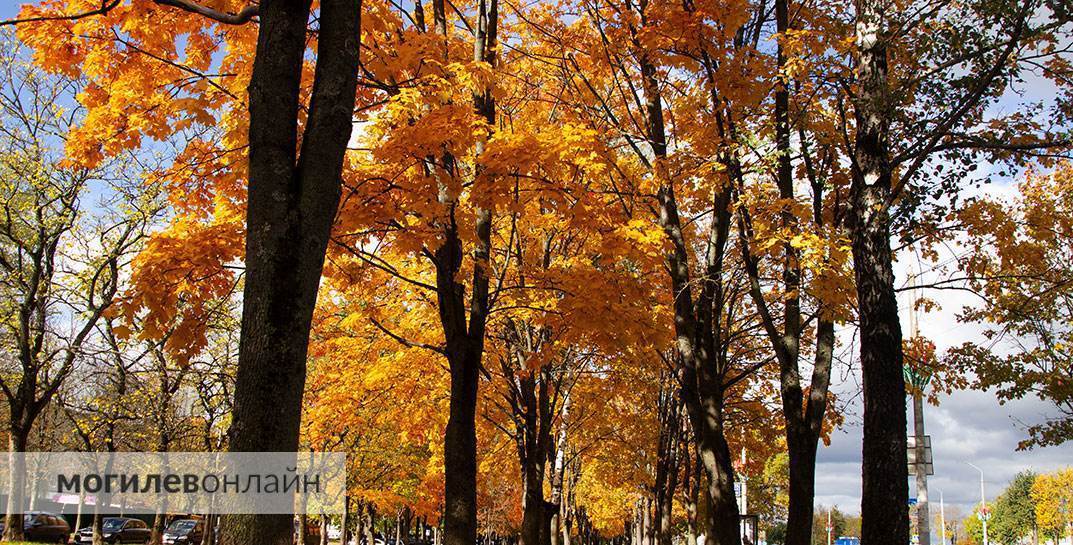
[939, 491, 947, 545]
[967, 462, 989, 545]
[1060, 497, 1069, 545]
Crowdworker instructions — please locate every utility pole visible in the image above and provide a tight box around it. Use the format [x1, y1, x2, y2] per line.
[967, 462, 989, 545]
[1060, 497, 1070, 545]
[739, 448, 748, 543]
[912, 392, 931, 545]
[907, 270, 931, 545]
[826, 509, 832, 545]
[740, 447, 747, 516]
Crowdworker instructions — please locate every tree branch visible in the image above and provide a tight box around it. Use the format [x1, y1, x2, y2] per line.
[152, 0, 260, 25]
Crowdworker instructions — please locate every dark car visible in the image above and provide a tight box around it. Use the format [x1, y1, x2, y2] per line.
[163, 519, 204, 545]
[74, 517, 151, 544]
[0, 511, 71, 543]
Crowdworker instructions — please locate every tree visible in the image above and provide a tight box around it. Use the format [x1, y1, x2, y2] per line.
[738, 8, 852, 538]
[60, 319, 147, 545]
[840, 1, 1073, 542]
[539, 0, 782, 542]
[0, 33, 158, 540]
[811, 506, 846, 545]
[991, 472, 1039, 545]
[10, 1, 364, 544]
[962, 506, 990, 545]
[1030, 468, 1073, 544]
[949, 162, 1073, 448]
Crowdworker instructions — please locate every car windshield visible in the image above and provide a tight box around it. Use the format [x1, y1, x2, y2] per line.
[167, 520, 197, 534]
[103, 519, 126, 531]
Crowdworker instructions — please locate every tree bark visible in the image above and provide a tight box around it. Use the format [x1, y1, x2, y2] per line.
[850, 0, 909, 539]
[519, 447, 547, 545]
[434, 2, 497, 545]
[736, 0, 837, 540]
[363, 502, 376, 545]
[2, 430, 29, 542]
[342, 495, 350, 545]
[631, 6, 743, 539]
[218, 1, 362, 545]
[201, 515, 216, 545]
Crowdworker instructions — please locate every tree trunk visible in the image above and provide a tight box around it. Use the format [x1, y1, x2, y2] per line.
[693, 419, 741, 545]
[850, 49, 909, 545]
[641, 499, 651, 545]
[3, 429, 29, 542]
[151, 513, 167, 545]
[394, 513, 401, 545]
[631, 503, 642, 545]
[849, 0, 910, 543]
[851, 182, 909, 545]
[342, 496, 350, 545]
[217, 1, 361, 545]
[363, 503, 376, 545]
[520, 455, 546, 545]
[437, 1, 497, 544]
[685, 455, 699, 545]
[202, 515, 217, 545]
[784, 431, 818, 545]
[779, 320, 833, 545]
[92, 512, 105, 545]
[443, 348, 481, 545]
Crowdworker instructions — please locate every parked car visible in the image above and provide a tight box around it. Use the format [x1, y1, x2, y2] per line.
[0, 511, 70, 543]
[163, 519, 204, 545]
[74, 517, 151, 544]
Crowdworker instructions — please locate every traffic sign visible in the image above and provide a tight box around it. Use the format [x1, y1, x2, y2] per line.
[908, 448, 933, 465]
[908, 463, 935, 476]
[907, 436, 932, 448]
[907, 435, 934, 475]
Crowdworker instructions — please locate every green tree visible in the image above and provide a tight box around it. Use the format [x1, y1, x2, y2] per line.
[991, 472, 1039, 545]
[812, 506, 847, 545]
[768, 523, 787, 545]
[962, 504, 992, 545]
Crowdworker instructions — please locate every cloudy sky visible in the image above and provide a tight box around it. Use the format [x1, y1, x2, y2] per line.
[815, 184, 1073, 517]
[814, 61, 1073, 521]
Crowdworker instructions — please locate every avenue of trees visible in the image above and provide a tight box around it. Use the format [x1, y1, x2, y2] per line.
[0, 0, 1070, 545]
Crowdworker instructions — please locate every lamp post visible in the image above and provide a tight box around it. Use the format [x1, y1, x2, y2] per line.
[826, 509, 832, 545]
[967, 462, 989, 545]
[1060, 497, 1069, 545]
[940, 491, 946, 545]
